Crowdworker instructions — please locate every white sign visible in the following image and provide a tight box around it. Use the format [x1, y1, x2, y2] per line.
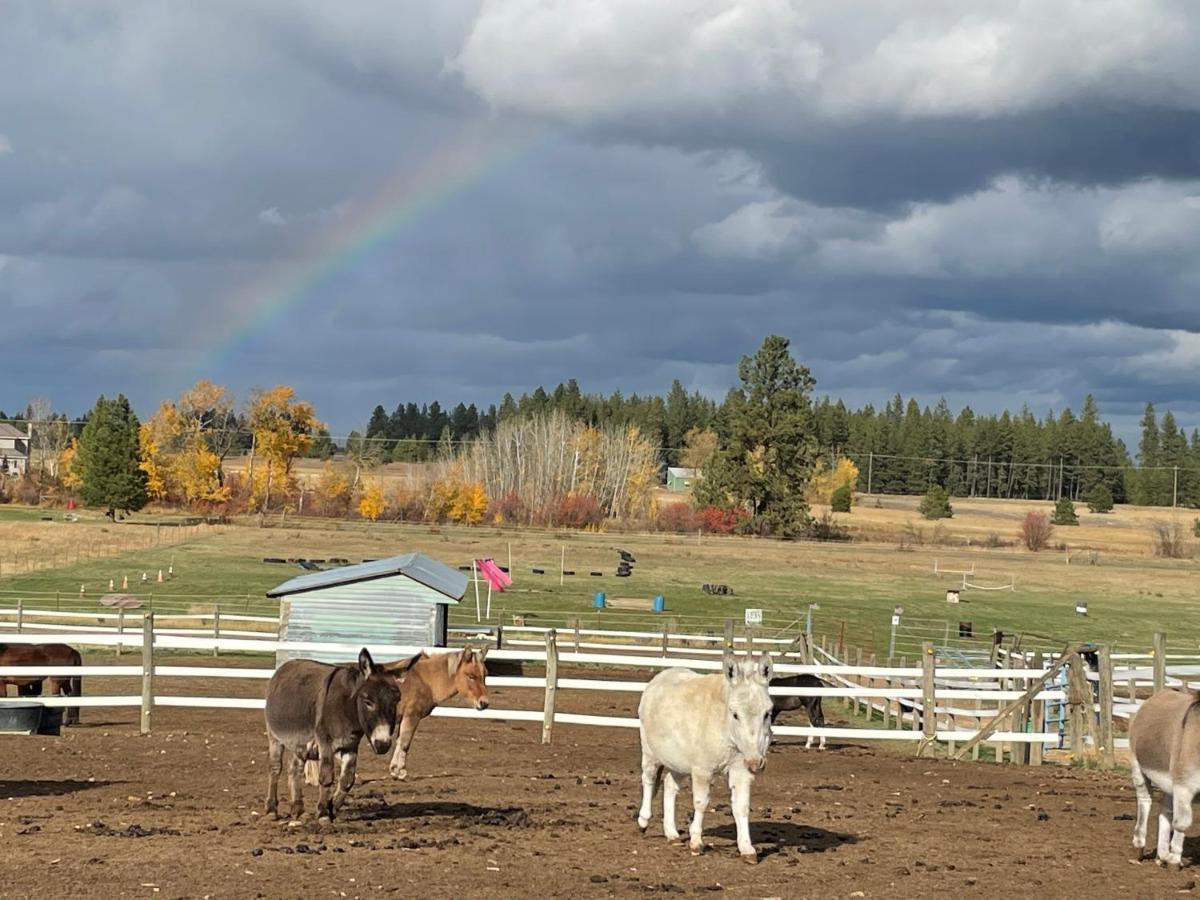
[744, 608, 763, 626]
[891, 614, 901, 626]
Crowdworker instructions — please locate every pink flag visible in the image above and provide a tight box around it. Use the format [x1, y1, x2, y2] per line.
[477, 558, 512, 592]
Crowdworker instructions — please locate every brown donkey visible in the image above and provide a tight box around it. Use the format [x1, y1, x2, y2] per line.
[1129, 688, 1200, 866]
[266, 648, 400, 824]
[303, 646, 491, 785]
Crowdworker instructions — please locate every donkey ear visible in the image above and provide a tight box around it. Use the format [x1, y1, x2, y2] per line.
[754, 652, 773, 684]
[477, 646, 489, 662]
[723, 649, 739, 683]
[358, 648, 376, 678]
[460, 645, 474, 665]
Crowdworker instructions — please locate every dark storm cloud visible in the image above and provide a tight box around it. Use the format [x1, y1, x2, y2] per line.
[3, 1, 1200, 447]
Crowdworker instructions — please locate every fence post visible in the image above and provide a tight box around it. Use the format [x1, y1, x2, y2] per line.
[16, 598, 23, 633]
[663, 618, 677, 658]
[213, 609, 221, 658]
[117, 609, 125, 656]
[541, 629, 558, 745]
[495, 622, 504, 650]
[1011, 655, 1030, 765]
[1066, 653, 1087, 764]
[1029, 651, 1044, 767]
[852, 647, 863, 713]
[1098, 644, 1114, 770]
[920, 642, 936, 753]
[1153, 632, 1166, 693]
[723, 619, 734, 651]
[141, 612, 155, 735]
[571, 617, 580, 653]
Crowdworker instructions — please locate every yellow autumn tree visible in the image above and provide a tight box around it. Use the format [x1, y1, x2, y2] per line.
[449, 482, 488, 525]
[247, 385, 321, 514]
[58, 439, 81, 490]
[138, 421, 169, 500]
[805, 457, 860, 506]
[314, 461, 351, 516]
[358, 481, 386, 521]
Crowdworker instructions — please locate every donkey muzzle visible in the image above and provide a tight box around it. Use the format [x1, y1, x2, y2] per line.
[370, 737, 393, 754]
[475, 699, 490, 711]
[745, 757, 767, 775]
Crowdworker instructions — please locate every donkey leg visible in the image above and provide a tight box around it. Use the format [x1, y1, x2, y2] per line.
[265, 737, 284, 819]
[637, 751, 662, 832]
[388, 714, 418, 780]
[316, 748, 337, 823]
[1157, 790, 1175, 864]
[1169, 787, 1196, 867]
[1131, 760, 1152, 852]
[331, 751, 358, 814]
[286, 752, 306, 820]
[728, 764, 757, 861]
[662, 771, 681, 842]
[688, 770, 711, 855]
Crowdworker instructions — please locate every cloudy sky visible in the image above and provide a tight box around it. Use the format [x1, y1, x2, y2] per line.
[3, 1, 1200, 443]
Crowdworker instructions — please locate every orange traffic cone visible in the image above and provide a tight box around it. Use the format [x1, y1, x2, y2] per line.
[109, 578, 115, 591]
[122, 575, 128, 589]
[157, 569, 163, 583]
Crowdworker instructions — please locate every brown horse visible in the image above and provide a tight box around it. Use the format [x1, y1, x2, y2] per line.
[0, 643, 83, 725]
[302, 646, 492, 786]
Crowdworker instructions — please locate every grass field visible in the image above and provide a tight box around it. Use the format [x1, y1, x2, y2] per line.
[1, 494, 1198, 656]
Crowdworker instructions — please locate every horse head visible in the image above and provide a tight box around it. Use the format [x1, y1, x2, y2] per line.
[450, 646, 490, 711]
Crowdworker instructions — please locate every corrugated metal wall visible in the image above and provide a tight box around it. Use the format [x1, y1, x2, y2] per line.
[277, 575, 448, 665]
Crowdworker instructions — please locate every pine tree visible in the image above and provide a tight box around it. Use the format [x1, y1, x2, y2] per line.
[918, 485, 953, 520]
[75, 394, 148, 519]
[1052, 497, 1079, 525]
[695, 336, 819, 537]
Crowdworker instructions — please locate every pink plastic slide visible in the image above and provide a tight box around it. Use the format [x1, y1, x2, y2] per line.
[477, 558, 512, 592]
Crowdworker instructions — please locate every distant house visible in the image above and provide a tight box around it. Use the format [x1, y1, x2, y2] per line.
[666, 466, 699, 492]
[0, 423, 30, 477]
[266, 552, 467, 665]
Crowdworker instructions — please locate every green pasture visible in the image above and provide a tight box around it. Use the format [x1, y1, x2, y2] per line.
[1, 513, 1199, 655]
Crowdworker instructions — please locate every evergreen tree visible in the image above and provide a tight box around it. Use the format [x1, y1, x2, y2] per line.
[366, 405, 389, 439]
[1052, 497, 1079, 525]
[1085, 483, 1114, 514]
[918, 485, 953, 520]
[75, 394, 147, 519]
[695, 336, 819, 537]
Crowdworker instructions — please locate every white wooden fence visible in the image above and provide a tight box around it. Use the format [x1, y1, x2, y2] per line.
[0, 612, 1070, 756]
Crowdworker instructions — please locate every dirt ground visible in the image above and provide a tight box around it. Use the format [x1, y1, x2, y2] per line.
[0, 662, 1192, 900]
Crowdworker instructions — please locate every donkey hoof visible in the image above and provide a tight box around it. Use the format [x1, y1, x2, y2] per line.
[637, 817, 649, 832]
[390, 767, 408, 781]
[317, 815, 332, 827]
[689, 842, 704, 856]
[740, 851, 759, 865]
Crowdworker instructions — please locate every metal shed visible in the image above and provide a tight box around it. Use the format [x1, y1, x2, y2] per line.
[267, 552, 467, 664]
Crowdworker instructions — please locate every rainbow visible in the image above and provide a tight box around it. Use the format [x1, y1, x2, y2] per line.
[197, 123, 532, 375]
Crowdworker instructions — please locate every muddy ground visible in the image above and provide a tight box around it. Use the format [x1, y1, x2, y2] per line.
[0, 661, 1191, 899]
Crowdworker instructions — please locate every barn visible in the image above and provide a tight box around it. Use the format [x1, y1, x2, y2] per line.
[267, 552, 467, 664]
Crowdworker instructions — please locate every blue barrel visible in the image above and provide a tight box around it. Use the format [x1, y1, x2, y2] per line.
[652, 594, 665, 613]
[594, 591, 606, 609]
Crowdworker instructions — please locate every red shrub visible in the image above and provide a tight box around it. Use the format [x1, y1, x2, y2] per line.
[658, 502, 698, 533]
[550, 493, 605, 529]
[490, 490, 528, 525]
[697, 505, 749, 535]
[1020, 510, 1053, 551]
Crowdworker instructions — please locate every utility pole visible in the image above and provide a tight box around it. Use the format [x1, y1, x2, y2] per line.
[867, 452, 873, 496]
[1174, 466, 1179, 508]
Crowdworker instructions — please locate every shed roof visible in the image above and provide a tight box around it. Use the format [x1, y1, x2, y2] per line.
[266, 552, 467, 601]
[666, 466, 697, 478]
[0, 423, 29, 441]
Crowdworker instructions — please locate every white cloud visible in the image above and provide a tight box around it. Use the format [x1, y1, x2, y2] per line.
[0, 133, 11, 155]
[258, 206, 287, 226]
[693, 176, 1200, 282]
[455, 1, 1200, 127]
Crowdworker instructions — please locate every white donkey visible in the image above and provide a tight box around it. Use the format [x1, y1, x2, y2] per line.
[1129, 688, 1200, 866]
[637, 650, 773, 862]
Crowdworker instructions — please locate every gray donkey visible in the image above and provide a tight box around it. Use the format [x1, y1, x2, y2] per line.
[1129, 688, 1200, 866]
[265, 648, 401, 824]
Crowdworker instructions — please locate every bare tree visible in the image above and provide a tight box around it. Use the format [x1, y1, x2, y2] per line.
[442, 410, 660, 522]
